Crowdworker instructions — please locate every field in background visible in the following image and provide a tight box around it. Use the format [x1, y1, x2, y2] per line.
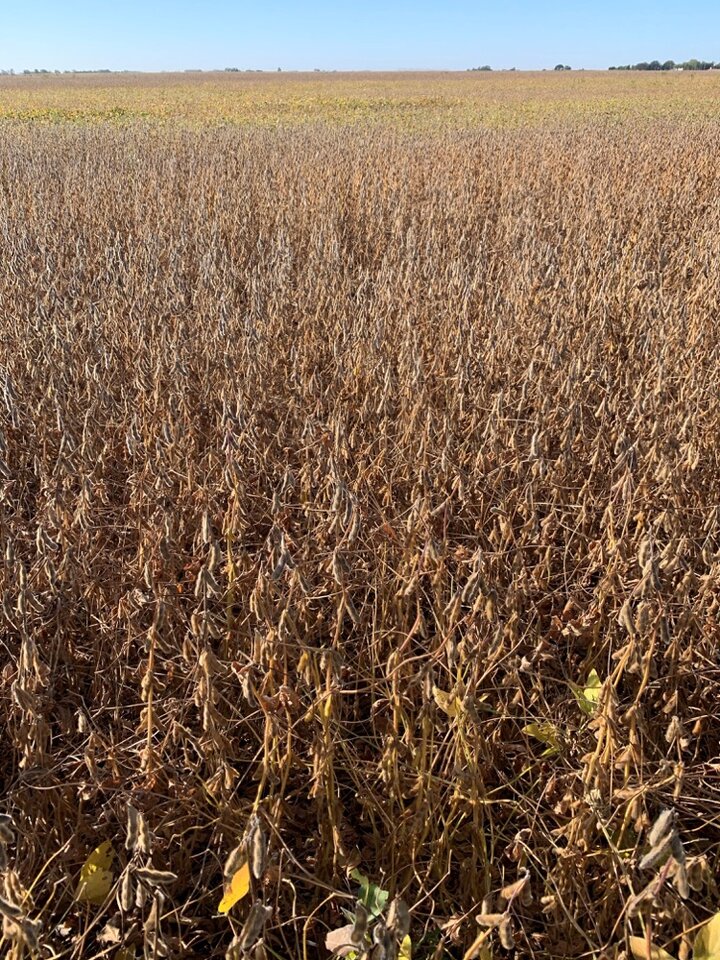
[1, 75, 720, 960]
[3, 69, 720, 126]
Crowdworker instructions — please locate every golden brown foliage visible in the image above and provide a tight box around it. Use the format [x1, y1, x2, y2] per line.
[3, 69, 720, 126]
[1, 114, 720, 958]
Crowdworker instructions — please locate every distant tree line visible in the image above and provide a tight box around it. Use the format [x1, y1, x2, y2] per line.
[610, 59, 719, 71]
[6, 68, 118, 75]
[468, 65, 575, 72]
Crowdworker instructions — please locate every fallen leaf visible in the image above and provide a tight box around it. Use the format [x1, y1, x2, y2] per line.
[399, 934, 412, 959]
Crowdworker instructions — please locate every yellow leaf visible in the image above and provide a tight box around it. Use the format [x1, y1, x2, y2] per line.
[399, 935, 412, 959]
[523, 722, 561, 754]
[114, 950, 136, 960]
[694, 912, 720, 960]
[574, 668, 603, 715]
[75, 841, 115, 905]
[628, 935, 676, 960]
[218, 860, 251, 914]
[584, 669, 602, 702]
[433, 686, 462, 717]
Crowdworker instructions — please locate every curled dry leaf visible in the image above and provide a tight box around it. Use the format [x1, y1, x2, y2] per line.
[325, 923, 358, 957]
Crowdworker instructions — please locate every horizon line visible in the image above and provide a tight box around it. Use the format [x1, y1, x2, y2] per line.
[0, 66, 706, 75]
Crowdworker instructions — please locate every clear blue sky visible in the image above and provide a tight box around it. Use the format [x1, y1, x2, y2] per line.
[1, 1, 719, 72]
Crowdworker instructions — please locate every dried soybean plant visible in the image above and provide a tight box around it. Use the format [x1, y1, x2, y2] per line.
[0, 114, 720, 959]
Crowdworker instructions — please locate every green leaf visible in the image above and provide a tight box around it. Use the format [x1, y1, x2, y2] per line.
[350, 869, 389, 919]
[694, 912, 720, 960]
[574, 668, 603, 715]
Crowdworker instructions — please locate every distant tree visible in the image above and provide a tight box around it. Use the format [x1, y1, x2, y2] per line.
[609, 57, 716, 71]
[554, 64, 565, 71]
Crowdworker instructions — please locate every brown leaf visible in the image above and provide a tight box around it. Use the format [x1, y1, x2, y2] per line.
[325, 924, 358, 957]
